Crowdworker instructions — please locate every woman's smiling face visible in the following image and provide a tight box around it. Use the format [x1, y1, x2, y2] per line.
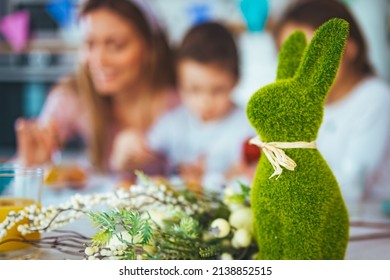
[81, 8, 147, 95]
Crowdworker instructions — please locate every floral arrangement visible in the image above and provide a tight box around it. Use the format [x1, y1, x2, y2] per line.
[0, 173, 257, 260]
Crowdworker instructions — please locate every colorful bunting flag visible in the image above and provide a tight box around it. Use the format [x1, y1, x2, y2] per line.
[46, 0, 73, 27]
[239, 0, 269, 32]
[0, 11, 30, 52]
[187, 3, 212, 25]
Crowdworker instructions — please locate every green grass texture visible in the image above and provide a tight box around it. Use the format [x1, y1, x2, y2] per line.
[247, 18, 350, 259]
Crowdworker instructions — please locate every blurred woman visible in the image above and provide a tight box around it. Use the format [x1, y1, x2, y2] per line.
[273, 0, 390, 206]
[15, 0, 177, 174]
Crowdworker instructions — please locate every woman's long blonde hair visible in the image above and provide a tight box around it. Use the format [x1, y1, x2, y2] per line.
[75, 0, 175, 171]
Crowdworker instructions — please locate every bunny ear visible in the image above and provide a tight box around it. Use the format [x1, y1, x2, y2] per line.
[295, 18, 349, 98]
[276, 31, 307, 81]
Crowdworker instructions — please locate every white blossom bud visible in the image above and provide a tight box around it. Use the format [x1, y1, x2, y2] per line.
[92, 246, 99, 253]
[85, 247, 94, 256]
[232, 228, 252, 248]
[221, 253, 233, 260]
[224, 187, 236, 197]
[156, 192, 165, 201]
[228, 203, 246, 212]
[210, 218, 230, 238]
[229, 207, 253, 232]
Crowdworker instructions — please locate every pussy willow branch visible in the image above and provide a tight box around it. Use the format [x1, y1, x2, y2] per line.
[38, 208, 89, 231]
[0, 230, 91, 256]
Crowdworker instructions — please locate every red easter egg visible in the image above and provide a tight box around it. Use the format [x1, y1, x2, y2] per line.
[242, 137, 261, 164]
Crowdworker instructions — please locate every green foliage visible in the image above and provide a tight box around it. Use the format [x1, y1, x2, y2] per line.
[89, 209, 153, 247]
[246, 18, 350, 259]
[92, 230, 112, 247]
[89, 211, 118, 246]
[171, 217, 199, 239]
[86, 182, 257, 260]
[276, 31, 307, 80]
[199, 246, 220, 258]
[140, 217, 153, 245]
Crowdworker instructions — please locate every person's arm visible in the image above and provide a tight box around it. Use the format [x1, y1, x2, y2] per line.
[143, 112, 174, 176]
[335, 95, 390, 200]
[109, 111, 174, 175]
[109, 129, 163, 173]
[15, 118, 58, 166]
[15, 83, 82, 166]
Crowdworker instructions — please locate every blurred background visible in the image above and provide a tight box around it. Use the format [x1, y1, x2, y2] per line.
[0, 0, 389, 160]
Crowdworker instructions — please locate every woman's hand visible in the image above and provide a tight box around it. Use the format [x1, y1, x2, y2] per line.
[178, 156, 205, 192]
[15, 119, 59, 166]
[109, 129, 154, 172]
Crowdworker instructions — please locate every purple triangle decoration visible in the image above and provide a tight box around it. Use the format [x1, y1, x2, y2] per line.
[0, 11, 30, 52]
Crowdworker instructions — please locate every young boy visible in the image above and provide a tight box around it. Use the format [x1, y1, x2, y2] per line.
[147, 22, 256, 192]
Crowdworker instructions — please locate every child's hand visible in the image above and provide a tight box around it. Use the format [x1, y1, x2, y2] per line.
[15, 118, 58, 166]
[179, 156, 205, 192]
[225, 159, 257, 182]
[110, 129, 154, 172]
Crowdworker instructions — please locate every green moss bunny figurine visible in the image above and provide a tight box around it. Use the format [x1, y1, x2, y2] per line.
[247, 18, 350, 259]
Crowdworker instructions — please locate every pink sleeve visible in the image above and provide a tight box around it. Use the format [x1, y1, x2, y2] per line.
[38, 86, 89, 144]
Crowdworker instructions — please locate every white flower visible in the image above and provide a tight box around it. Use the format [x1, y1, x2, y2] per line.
[85, 247, 94, 256]
[232, 228, 252, 248]
[210, 218, 230, 238]
[156, 192, 165, 201]
[221, 253, 233, 260]
[185, 208, 194, 215]
[228, 203, 246, 212]
[229, 207, 253, 233]
[148, 210, 165, 228]
[223, 187, 236, 197]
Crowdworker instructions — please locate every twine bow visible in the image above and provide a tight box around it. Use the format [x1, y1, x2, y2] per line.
[249, 136, 317, 179]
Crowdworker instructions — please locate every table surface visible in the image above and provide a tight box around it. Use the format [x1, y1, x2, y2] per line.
[3, 172, 390, 260]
